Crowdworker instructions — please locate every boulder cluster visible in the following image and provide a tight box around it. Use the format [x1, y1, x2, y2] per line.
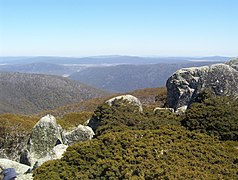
[1, 114, 94, 179]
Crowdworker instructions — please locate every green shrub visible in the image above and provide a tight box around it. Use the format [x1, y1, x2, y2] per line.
[34, 125, 238, 179]
[90, 99, 180, 136]
[34, 91, 238, 179]
[182, 95, 238, 140]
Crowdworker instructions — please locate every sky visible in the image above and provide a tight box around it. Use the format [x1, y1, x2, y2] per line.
[0, 0, 237, 57]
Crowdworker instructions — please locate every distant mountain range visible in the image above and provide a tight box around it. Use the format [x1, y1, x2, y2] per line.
[69, 61, 227, 92]
[0, 56, 232, 92]
[0, 55, 231, 65]
[0, 72, 108, 114]
[0, 62, 73, 76]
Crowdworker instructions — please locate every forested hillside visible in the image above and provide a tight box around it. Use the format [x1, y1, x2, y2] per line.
[0, 72, 108, 114]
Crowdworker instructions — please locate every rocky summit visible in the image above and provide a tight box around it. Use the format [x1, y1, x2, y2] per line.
[166, 58, 238, 111]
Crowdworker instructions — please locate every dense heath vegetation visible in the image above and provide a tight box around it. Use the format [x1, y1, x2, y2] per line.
[182, 90, 238, 140]
[34, 126, 238, 179]
[33, 89, 238, 179]
[89, 99, 180, 137]
[58, 112, 93, 130]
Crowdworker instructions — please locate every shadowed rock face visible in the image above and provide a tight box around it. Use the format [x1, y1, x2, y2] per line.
[166, 58, 238, 110]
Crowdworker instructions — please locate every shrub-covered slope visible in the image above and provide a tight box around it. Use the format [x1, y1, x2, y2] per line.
[89, 99, 179, 136]
[34, 126, 238, 179]
[34, 97, 238, 179]
[0, 87, 167, 161]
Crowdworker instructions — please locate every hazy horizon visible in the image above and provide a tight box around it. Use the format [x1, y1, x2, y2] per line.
[0, 0, 237, 57]
[0, 55, 233, 58]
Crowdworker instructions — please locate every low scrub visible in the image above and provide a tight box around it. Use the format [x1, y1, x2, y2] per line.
[182, 95, 238, 140]
[91, 99, 180, 136]
[58, 112, 93, 130]
[34, 125, 238, 179]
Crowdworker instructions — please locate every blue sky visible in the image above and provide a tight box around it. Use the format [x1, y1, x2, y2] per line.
[0, 0, 237, 57]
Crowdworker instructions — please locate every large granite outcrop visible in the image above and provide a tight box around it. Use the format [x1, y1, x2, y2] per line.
[20, 114, 93, 166]
[166, 58, 238, 111]
[20, 115, 66, 166]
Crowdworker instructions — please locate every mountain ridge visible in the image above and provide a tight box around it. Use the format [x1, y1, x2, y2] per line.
[0, 72, 109, 114]
[0, 55, 230, 65]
